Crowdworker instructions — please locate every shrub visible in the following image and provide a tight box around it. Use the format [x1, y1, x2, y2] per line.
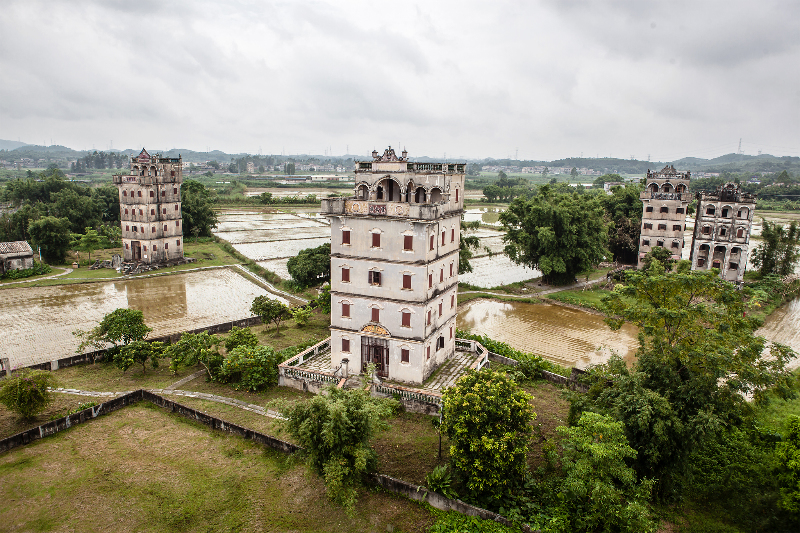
[114, 340, 165, 373]
[217, 345, 282, 391]
[0, 370, 58, 419]
[165, 331, 222, 377]
[425, 465, 456, 499]
[289, 306, 313, 327]
[440, 369, 535, 507]
[0, 260, 52, 280]
[281, 387, 398, 512]
[250, 296, 291, 334]
[224, 326, 259, 352]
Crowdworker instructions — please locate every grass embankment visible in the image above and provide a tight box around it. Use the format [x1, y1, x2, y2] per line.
[546, 286, 613, 312]
[0, 404, 437, 533]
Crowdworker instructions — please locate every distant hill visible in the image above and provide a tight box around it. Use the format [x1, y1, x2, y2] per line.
[0, 139, 30, 150]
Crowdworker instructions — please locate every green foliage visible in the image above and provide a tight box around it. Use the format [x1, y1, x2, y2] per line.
[0, 260, 51, 280]
[77, 227, 103, 261]
[217, 345, 282, 391]
[0, 370, 58, 419]
[429, 510, 518, 533]
[311, 283, 331, 314]
[74, 308, 152, 352]
[114, 340, 164, 373]
[777, 416, 800, 513]
[286, 243, 331, 287]
[251, 296, 291, 334]
[751, 219, 800, 276]
[425, 465, 456, 499]
[165, 331, 222, 377]
[501, 186, 609, 285]
[601, 182, 644, 263]
[289, 306, 313, 327]
[551, 412, 657, 533]
[28, 216, 72, 263]
[223, 326, 259, 352]
[455, 329, 569, 378]
[181, 180, 219, 237]
[281, 387, 398, 512]
[459, 220, 483, 274]
[440, 369, 535, 507]
[641, 247, 676, 272]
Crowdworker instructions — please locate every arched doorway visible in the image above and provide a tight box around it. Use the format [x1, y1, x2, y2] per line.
[414, 187, 427, 203]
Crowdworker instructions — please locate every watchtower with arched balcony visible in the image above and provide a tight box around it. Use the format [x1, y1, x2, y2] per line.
[638, 165, 692, 267]
[320, 147, 465, 385]
[689, 182, 756, 282]
[113, 148, 184, 264]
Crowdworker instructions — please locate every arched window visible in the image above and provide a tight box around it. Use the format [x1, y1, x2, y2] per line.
[414, 187, 426, 203]
[706, 205, 716, 216]
[661, 183, 673, 193]
[430, 187, 443, 203]
[649, 183, 659, 193]
[737, 228, 744, 238]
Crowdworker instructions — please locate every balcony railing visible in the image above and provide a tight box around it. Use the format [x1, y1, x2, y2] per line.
[641, 191, 686, 201]
[320, 198, 458, 220]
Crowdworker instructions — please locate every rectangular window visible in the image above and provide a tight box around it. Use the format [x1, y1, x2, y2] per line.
[703, 226, 711, 234]
[440, 269, 444, 282]
[729, 262, 738, 270]
[123, 190, 127, 197]
[151, 226, 156, 233]
[125, 243, 129, 249]
[673, 225, 682, 231]
[173, 187, 178, 194]
[176, 239, 181, 246]
[133, 226, 137, 232]
[672, 241, 679, 248]
[161, 190, 166, 197]
[138, 191, 142, 197]
[153, 245, 157, 251]
[450, 326, 453, 339]
[175, 205, 178, 211]
[451, 228, 455, 242]
[720, 227, 727, 236]
[368, 270, 381, 285]
[401, 348, 409, 363]
[645, 206, 653, 212]
[676, 208, 685, 214]
[342, 303, 350, 317]
[449, 263, 453, 277]
[427, 346, 431, 360]
[438, 303, 442, 316]
[722, 209, 729, 217]
[455, 189, 459, 202]
[372, 308, 380, 322]
[430, 235, 434, 250]
[437, 337, 444, 349]
[150, 190, 154, 197]
[451, 295, 454, 308]
[402, 274, 411, 289]
[341, 268, 350, 282]
[139, 209, 143, 215]
[427, 310, 431, 325]
[403, 235, 413, 251]
[151, 209, 155, 215]
[429, 274, 433, 288]
[176, 221, 180, 227]
[125, 225, 129, 231]
[644, 223, 652, 230]
[660, 206, 669, 213]
[698, 258, 706, 267]
[657, 240, 664, 247]
[441, 231, 445, 245]
[163, 224, 168, 231]
[658, 224, 667, 230]
[372, 233, 380, 248]
[402, 311, 411, 327]
[163, 208, 167, 214]
[143, 246, 147, 251]
[342, 339, 350, 352]
[165, 243, 168, 250]
[342, 230, 350, 245]
[642, 239, 650, 246]
[124, 208, 128, 215]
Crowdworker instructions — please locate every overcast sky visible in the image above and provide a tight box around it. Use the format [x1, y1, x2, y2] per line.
[1, 0, 798, 161]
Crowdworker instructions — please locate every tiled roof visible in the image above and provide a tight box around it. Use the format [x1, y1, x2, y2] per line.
[0, 241, 33, 255]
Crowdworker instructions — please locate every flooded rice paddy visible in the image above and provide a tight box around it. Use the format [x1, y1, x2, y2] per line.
[0, 268, 280, 369]
[457, 299, 639, 369]
[757, 297, 800, 371]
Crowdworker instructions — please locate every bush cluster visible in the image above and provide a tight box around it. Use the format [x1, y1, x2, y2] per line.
[0, 260, 52, 280]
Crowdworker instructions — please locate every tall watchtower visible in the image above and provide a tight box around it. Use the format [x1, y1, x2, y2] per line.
[113, 148, 184, 264]
[638, 165, 691, 267]
[320, 147, 465, 385]
[689, 183, 756, 282]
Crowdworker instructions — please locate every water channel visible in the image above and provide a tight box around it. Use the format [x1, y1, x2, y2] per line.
[0, 268, 279, 369]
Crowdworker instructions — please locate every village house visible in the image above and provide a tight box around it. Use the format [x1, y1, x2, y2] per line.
[320, 147, 465, 385]
[0, 241, 34, 275]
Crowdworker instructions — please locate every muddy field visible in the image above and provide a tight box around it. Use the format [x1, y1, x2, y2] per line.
[0, 268, 281, 369]
[457, 299, 639, 369]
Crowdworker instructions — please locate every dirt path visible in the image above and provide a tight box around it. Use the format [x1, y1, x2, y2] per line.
[459, 276, 606, 299]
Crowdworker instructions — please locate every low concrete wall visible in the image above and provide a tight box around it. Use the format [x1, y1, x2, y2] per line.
[487, 352, 589, 392]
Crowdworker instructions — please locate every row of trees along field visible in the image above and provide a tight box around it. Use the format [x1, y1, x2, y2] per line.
[0, 167, 218, 263]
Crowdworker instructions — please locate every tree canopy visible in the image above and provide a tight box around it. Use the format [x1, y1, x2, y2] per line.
[75, 308, 152, 352]
[286, 242, 331, 287]
[751, 219, 800, 276]
[181, 180, 219, 237]
[500, 186, 609, 284]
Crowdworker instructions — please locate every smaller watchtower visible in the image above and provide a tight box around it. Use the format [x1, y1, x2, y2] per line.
[638, 165, 691, 267]
[113, 148, 184, 264]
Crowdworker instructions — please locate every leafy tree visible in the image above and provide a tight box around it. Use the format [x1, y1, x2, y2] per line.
[284, 162, 295, 175]
[114, 340, 164, 373]
[49, 188, 101, 233]
[440, 369, 535, 507]
[165, 331, 221, 377]
[500, 186, 609, 284]
[777, 416, 800, 513]
[542, 167, 548, 178]
[482, 184, 502, 202]
[223, 326, 259, 352]
[259, 191, 273, 204]
[552, 412, 657, 533]
[751, 219, 800, 276]
[586, 265, 797, 498]
[217, 344, 282, 391]
[251, 296, 291, 334]
[78, 227, 103, 262]
[641, 246, 675, 272]
[286, 243, 331, 287]
[312, 283, 332, 314]
[466, 163, 481, 176]
[0, 370, 58, 419]
[592, 173, 623, 189]
[601, 182, 644, 264]
[459, 220, 482, 274]
[289, 306, 313, 326]
[28, 216, 72, 264]
[570, 167, 579, 180]
[281, 387, 398, 511]
[74, 308, 152, 352]
[97, 223, 121, 248]
[181, 180, 219, 237]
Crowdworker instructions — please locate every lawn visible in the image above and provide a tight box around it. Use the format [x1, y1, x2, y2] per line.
[0, 404, 437, 533]
[546, 286, 613, 312]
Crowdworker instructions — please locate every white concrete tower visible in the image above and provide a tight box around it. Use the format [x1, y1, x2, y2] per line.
[320, 147, 465, 385]
[638, 165, 691, 266]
